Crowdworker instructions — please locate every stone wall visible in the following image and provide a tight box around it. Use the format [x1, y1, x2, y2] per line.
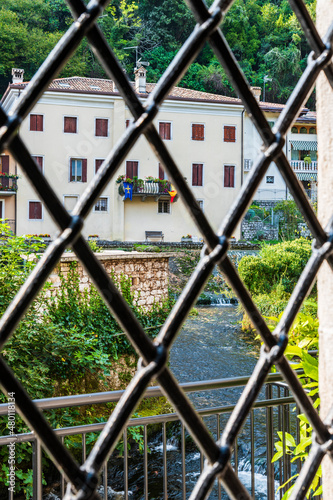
[241, 220, 279, 240]
[49, 251, 171, 309]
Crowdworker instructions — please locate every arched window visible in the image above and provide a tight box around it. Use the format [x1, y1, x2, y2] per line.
[309, 127, 316, 134]
[300, 127, 307, 134]
[291, 126, 298, 133]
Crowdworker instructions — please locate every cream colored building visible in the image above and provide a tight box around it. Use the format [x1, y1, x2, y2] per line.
[243, 87, 317, 203]
[1, 68, 244, 241]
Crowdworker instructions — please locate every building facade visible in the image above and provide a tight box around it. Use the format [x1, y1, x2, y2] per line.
[1, 68, 243, 241]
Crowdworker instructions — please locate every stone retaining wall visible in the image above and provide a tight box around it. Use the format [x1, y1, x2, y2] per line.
[49, 251, 171, 309]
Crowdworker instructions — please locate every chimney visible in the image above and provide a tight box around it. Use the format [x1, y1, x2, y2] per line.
[134, 65, 147, 93]
[250, 86, 262, 102]
[12, 68, 24, 84]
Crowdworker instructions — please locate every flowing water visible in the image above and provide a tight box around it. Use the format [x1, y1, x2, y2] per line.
[104, 306, 283, 499]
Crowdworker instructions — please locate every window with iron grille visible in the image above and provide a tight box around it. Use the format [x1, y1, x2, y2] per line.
[94, 197, 108, 212]
[158, 200, 170, 214]
[223, 125, 236, 142]
[192, 163, 203, 186]
[70, 158, 87, 182]
[28, 201, 42, 220]
[266, 175, 274, 183]
[30, 114, 44, 132]
[159, 122, 171, 140]
[95, 118, 108, 137]
[192, 123, 204, 141]
[126, 160, 138, 179]
[64, 116, 77, 133]
[224, 165, 235, 187]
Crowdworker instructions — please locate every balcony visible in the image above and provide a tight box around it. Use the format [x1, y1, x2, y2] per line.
[0, 174, 18, 196]
[290, 160, 317, 173]
[117, 177, 172, 201]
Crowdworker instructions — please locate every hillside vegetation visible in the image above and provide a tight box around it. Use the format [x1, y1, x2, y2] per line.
[0, 0, 316, 107]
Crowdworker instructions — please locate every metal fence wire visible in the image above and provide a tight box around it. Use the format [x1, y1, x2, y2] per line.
[0, 0, 332, 499]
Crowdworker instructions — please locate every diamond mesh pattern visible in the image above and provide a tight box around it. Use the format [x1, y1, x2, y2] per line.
[0, 0, 332, 499]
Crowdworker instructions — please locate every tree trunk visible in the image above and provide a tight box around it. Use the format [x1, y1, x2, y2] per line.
[317, 0, 333, 496]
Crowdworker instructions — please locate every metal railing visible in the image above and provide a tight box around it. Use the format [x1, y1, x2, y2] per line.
[0, 374, 301, 500]
[119, 180, 171, 196]
[290, 161, 318, 173]
[0, 0, 332, 499]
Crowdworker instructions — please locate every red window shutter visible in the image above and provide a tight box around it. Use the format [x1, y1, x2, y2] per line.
[158, 164, 165, 180]
[70, 159, 74, 181]
[36, 115, 43, 131]
[224, 126, 236, 142]
[82, 159, 87, 182]
[126, 120, 130, 128]
[198, 164, 203, 185]
[192, 124, 204, 140]
[96, 119, 108, 137]
[224, 165, 235, 187]
[126, 161, 138, 179]
[159, 122, 165, 138]
[1, 155, 9, 174]
[1, 155, 9, 188]
[64, 117, 77, 133]
[230, 165, 235, 186]
[32, 156, 43, 171]
[165, 122, 171, 140]
[29, 202, 42, 219]
[95, 159, 104, 173]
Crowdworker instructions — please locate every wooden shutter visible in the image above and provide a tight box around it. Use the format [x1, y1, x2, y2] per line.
[159, 122, 165, 138]
[192, 164, 203, 186]
[32, 156, 43, 172]
[224, 126, 236, 142]
[126, 161, 138, 179]
[224, 165, 235, 187]
[165, 122, 171, 140]
[95, 119, 108, 137]
[0, 155, 9, 188]
[70, 159, 75, 181]
[95, 159, 104, 173]
[82, 159, 87, 182]
[64, 117, 77, 133]
[30, 114, 43, 131]
[126, 120, 130, 128]
[158, 164, 165, 180]
[29, 201, 42, 219]
[36, 115, 43, 131]
[192, 124, 204, 141]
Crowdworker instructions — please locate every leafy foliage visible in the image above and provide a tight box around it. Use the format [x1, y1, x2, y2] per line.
[0, 0, 317, 108]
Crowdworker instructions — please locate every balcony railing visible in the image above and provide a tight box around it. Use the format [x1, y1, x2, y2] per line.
[290, 160, 317, 173]
[0, 372, 303, 500]
[0, 174, 18, 194]
[118, 180, 171, 197]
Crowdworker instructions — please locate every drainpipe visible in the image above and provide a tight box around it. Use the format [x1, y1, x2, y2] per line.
[317, 0, 333, 497]
[241, 108, 244, 186]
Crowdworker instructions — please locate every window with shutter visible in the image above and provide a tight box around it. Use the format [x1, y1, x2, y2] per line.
[95, 159, 104, 173]
[223, 126, 236, 142]
[70, 158, 87, 182]
[95, 118, 108, 137]
[192, 124, 204, 141]
[28, 201, 42, 220]
[159, 122, 171, 140]
[224, 165, 235, 187]
[192, 163, 203, 186]
[126, 120, 131, 128]
[0, 155, 9, 188]
[64, 117, 77, 133]
[158, 164, 165, 180]
[126, 161, 138, 179]
[30, 114, 44, 132]
[32, 156, 44, 172]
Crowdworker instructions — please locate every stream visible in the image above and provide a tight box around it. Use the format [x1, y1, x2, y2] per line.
[102, 306, 283, 500]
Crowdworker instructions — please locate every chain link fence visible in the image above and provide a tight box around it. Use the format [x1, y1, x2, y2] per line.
[0, 0, 332, 499]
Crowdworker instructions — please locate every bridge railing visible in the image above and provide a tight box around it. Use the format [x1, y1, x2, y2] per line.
[0, 372, 303, 500]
